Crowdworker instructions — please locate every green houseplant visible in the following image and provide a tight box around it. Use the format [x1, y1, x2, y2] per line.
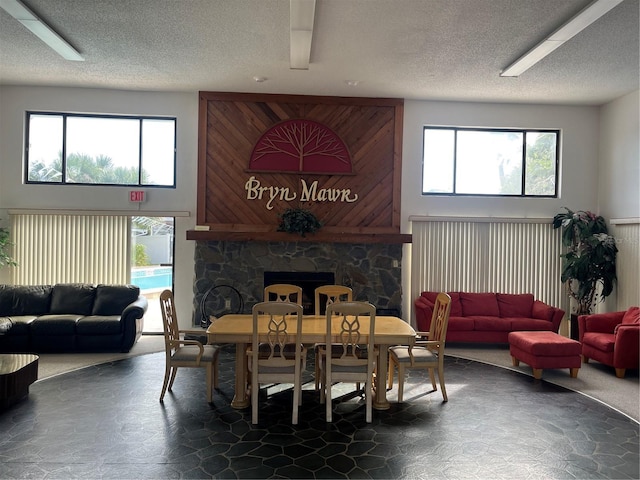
[277, 207, 322, 237]
[0, 224, 17, 268]
[552, 207, 617, 316]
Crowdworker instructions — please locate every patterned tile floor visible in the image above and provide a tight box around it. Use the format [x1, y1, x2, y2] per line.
[0, 344, 638, 479]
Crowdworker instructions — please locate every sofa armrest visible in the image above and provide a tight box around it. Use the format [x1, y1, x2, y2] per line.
[614, 324, 640, 368]
[414, 295, 434, 331]
[531, 300, 564, 333]
[120, 295, 148, 352]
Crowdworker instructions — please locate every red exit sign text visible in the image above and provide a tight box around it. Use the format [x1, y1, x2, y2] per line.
[129, 190, 145, 203]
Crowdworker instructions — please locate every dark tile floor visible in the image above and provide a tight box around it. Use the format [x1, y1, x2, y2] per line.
[0, 344, 638, 479]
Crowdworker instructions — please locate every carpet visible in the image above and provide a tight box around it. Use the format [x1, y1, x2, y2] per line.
[446, 343, 639, 422]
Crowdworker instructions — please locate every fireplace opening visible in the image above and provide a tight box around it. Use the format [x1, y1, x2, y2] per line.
[264, 271, 335, 315]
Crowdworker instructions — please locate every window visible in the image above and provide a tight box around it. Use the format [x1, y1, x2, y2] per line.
[25, 112, 176, 187]
[422, 127, 559, 197]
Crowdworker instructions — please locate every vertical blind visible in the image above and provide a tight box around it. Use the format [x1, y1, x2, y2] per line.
[410, 218, 567, 323]
[10, 214, 130, 285]
[610, 222, 640, 310]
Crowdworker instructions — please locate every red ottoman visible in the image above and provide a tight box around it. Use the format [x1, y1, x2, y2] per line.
[508, 331, 581, 379]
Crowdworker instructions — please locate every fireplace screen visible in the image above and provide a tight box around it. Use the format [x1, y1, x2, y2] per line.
[263, 271, 335, 315]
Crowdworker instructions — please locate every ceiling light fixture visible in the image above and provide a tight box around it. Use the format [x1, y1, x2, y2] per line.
[500, 0, 623, 77]
[290, 0, 316, 70]
[0, 0, 84, 61]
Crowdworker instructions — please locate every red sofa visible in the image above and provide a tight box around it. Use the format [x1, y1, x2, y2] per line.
[415, 292, 565, 343]
[578, 307, 640, 378]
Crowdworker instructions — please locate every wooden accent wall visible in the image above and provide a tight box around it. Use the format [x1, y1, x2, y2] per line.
[195, 92, 406, 242]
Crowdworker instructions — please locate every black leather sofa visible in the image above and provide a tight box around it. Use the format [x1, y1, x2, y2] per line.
[0, 283, 147, 353]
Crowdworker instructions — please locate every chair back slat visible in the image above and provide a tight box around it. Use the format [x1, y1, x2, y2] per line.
[264, 284, 303, 305]
[314, 285, 353, 316]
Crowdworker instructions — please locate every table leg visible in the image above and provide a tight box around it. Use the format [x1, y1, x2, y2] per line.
[230, 343, 250, 409]
[373, 344, 390, 410]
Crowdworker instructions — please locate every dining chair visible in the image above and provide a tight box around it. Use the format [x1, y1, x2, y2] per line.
[264, 284, 303, 304]
[159, 289, 220, 403]
[313, 285, 353, 390]
[388, 292, 452, 402]
[319, 301, 377, 422]
[246, 301, 306, 425]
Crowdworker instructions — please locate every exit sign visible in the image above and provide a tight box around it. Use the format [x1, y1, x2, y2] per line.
[129, 190, 145, 203]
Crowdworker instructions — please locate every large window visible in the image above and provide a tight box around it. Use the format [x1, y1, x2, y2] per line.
[422, 127, 559, 197]
[25, 112, 176, 187]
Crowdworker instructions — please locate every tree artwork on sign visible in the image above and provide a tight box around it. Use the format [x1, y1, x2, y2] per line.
[249, 119, 352, 174]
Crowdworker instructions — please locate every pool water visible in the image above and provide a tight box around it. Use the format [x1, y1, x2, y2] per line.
[131, 266, 173, 291]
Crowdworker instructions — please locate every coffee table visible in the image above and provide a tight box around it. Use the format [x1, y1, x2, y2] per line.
[0, 354, 39, 410]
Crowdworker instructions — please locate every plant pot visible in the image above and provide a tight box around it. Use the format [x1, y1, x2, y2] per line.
[570, 314, 579, 340]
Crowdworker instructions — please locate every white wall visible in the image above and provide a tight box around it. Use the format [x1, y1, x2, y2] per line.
[0, 86, 198, 325]
[598, 90, 640, 220]
[1, 86, 637, 325]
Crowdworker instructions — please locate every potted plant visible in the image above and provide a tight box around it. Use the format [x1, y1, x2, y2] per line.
[0, 224, 17, 268]
[277, 207, 322, 237]
[552, 208, 617, 336]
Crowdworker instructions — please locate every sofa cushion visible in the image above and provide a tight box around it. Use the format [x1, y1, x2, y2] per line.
[460, 293, 499, 317]
[50, 283, 96, 315]
[92, 284, 140, 316]
[583, 332, 615, 353]
[77, 315, 123, 335]
[0, 285, 52, 316]
[31, 314, 83, 335]
[497, 293, 534, 318]
[506, 318, 555, 331]
[446, 316, 475, 331]
[469, 316, 511, 331]
[621, 306, 640, 325]
[0, 315, 37, 335]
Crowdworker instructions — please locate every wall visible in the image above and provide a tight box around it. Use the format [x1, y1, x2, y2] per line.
[400, 100, 601, 317]
[0, 86, 199, 325]
[1, 85, 636, 327]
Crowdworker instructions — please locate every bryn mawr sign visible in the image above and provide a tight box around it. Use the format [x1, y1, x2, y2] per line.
[245, 176, 359, 210]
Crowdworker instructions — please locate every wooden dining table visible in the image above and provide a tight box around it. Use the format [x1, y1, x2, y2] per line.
[206, 314, 416, 410]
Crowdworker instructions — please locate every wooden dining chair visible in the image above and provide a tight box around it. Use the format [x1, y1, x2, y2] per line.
[159, 289, 220, 403]
[388, 292, 452, 402]
[246, 301, 306, 425]
[264, 284, 303, 305]
[319, 301, 377, 422]
[313, 285, 353, 389]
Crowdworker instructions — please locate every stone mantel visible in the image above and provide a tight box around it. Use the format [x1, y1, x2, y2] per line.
[186, 230, 412, 244]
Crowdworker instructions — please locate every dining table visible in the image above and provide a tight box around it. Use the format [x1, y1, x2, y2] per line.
[206, 313, 416, 410]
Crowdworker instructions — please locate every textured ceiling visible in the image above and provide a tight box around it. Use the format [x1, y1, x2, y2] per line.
[0, 0, 638, 105]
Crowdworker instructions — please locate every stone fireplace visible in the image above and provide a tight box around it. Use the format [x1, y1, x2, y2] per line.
[193, 240, 403, 324]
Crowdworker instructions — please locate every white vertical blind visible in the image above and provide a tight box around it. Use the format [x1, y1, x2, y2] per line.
[10, 214, 130, 285]
[610, 223, 640, 310]
[411, 218, 567, 325]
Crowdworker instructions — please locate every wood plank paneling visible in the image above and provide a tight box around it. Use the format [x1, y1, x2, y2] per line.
[197, 92, 403, 236]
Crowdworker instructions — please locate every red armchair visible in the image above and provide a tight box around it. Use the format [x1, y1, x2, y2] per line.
[578, 307, 640, 378]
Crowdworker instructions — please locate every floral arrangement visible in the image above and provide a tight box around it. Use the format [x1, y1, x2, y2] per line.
[277, 208, 322, 237]
[552, 207, 617, 315]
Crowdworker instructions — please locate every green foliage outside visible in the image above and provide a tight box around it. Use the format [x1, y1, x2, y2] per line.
[500, 133, 556, 195]
[0, 225, 17, 268]
[133, 244, 151, 267]
[29, 152, 150, 184]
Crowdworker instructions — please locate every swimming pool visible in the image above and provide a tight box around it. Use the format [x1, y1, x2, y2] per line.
[131, 266, 173, 291]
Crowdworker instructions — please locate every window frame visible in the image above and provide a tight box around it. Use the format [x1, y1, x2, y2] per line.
[24, 111, 177, 188]
[421, 126, 560, 198]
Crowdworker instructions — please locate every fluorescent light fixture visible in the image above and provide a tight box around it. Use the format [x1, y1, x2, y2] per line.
[500, 0, 623, 77]
[290, 0, 316, 70]
[0, 0, 84, 61]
